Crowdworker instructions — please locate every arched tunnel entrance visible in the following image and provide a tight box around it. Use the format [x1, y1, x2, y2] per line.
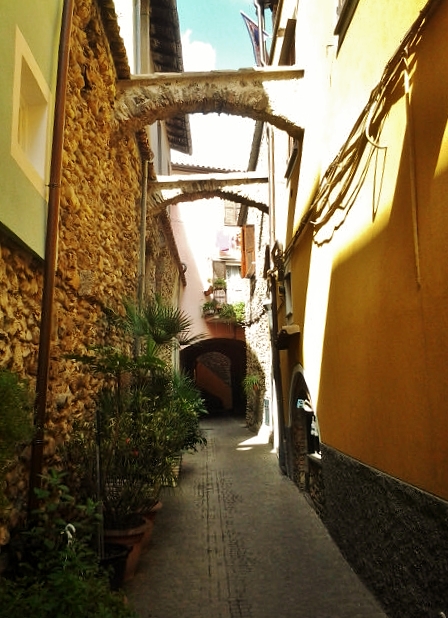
[180, 338, 246, 418]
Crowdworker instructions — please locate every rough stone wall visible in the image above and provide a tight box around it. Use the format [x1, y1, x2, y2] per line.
[307, 459, 324, 520]
[0, 235, 43, 540]
[199, 352, 231, 386]
[0, 238, 43, 378]
[323, 445, 448, 618]
[244, 208, 271, 430]
[291, 408, 307, 490]
[0, 0, 179, 541]
[51, 0, 142, 436]
[243, 136, 271, 432]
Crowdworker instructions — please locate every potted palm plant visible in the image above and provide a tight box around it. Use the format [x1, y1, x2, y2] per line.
[66, 296, 206, 578]
[68, 340, 170, 581]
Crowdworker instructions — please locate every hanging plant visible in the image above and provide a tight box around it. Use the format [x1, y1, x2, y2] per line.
[242, 374, 264, 396]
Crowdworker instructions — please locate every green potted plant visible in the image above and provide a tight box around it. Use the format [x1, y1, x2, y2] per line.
[67, 345, 168, 581]
[202, 299, 217, 317]
[233, 301, 246, 324]
[212, 278, 227, 308]
[121, 294, 203, 348]
[218, 303, 237, 323]
[66, 296, 206, 578]
[212, 277, 227, 290]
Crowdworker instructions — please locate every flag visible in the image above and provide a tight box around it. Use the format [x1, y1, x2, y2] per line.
[240, 11, 267, 66]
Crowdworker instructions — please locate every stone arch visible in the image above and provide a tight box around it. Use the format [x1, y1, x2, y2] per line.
[116, 67, 304, 139]
[286, 364, 324, 516]
[149, 188, 268, 215]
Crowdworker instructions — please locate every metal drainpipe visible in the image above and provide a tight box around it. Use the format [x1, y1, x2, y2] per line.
[403, 50, 421, 287]
[28, 0, 74, 516]
[138, 159, 148, 308]
[267, 125, 276, 246]
[134, 0, 141, 74]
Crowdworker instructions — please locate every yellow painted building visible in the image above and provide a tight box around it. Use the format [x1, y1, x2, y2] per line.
[265, 0, 448, 614]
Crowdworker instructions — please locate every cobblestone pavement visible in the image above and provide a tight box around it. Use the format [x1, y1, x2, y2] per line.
[125, 415, 388, 618]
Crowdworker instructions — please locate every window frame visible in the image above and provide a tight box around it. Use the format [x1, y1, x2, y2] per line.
[334, 0, 361, 48]
[11, 27, 52, 198]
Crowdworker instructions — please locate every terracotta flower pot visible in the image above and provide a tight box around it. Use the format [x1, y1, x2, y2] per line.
[146, 500, 163, 523]
[103, 518, 146, 582]
[139, 501, 163, 551]
[100, 543, 131, 590]
[140, 516, 155, 552]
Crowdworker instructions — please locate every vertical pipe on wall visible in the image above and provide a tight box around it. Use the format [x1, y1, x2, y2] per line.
[140, 0, 151, 73]
[267, 125, 276, 247]
[138, 159, 149, 308]
[403, 51, 421, 288]
[134, 0, 141, 74]
[28, 0, 74, 515]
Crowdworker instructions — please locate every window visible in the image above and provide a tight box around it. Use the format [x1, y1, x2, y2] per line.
[278, 19, 296, 67]
[334, 0, 360, 46]
[11, 27, 51, 197]
[226, 264, 245, 303]
[224, 202, 240, 227]
[285, 136, 302, 180]
[277, 19, 300, 179]
[296, 394, 321, 457]
[212, 260, 226, 280]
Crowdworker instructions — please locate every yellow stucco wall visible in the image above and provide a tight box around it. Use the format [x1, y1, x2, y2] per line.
[289, 0, 448, 499]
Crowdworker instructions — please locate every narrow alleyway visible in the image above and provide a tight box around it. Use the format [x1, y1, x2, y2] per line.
[125, 415, 388, 618]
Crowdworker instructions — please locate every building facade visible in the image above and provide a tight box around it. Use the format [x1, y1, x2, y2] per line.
[0, 0, 188, 545]
[264, 0, 448, 615]
[2, 1, 448, 614]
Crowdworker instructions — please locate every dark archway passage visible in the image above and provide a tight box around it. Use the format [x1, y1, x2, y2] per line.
[286, 365, 324, 517]
[181, 338, 246, 418]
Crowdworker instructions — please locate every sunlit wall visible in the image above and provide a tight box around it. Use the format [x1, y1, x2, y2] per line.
[281, 0, 448, 499]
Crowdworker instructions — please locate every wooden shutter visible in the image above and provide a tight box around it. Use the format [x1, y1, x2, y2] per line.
[224, 202, 240, 226]
[241, 225, 255, 278]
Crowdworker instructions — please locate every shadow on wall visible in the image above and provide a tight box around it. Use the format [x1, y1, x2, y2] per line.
[244, 346, 266, 432]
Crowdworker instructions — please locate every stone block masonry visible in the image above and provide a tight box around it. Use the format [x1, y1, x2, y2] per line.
[0, 0, 179, 543]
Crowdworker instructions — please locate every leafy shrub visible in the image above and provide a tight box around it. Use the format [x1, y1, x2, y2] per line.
[0, 470, 137, 617]
[0, 368, 34, 509]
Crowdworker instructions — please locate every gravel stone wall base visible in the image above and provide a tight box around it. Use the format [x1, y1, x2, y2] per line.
[322, 444, 448, 618]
